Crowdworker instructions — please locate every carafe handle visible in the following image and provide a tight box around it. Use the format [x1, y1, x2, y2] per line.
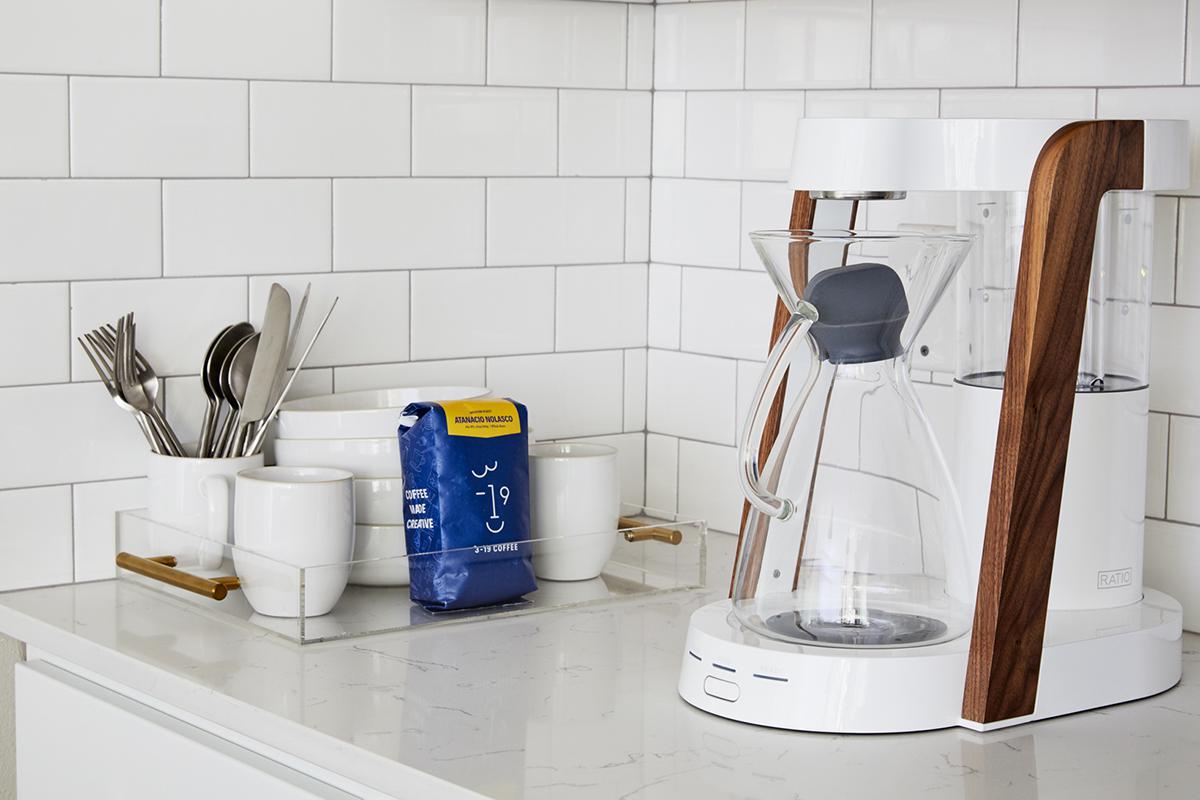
[738, 302, 820, 520]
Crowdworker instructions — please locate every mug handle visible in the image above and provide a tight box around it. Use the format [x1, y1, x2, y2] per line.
[198, 474, 230, 570]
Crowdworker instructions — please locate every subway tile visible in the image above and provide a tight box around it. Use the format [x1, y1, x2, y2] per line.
[1155, 197, 1180, 304]
[655, 1, 746, 90]
[0, 284, 69, 387]
[1097, 88, 1200, 193]
[333, 0, 486, 85]
[1147, 412, 1169, 519]
[1019, 0, 1185, 87]
[680, 267, 777, 360]
[251, 82, 410, 177]
[647, 349, 736, 444]
[487, 178, 625, 266]
[556, 264, 648, 351]
[1145, 519, 1200, 630]
[71, 277, 247, 379]
[939, 88, 1097, 119]
[684, 91, 804, 181]
[71, 78, 247, 177]
[624, 348, 647, 433]
[1150, 305, 1200, 415]
[72, 478, 145, 582]
[334, 359, 487, 394]
[488, 0, 626, 89]
[334, 179, 485, 270]
[648, 263, 682, 350]
[163, 0, 330, 79]
[410, 267, 554, 359]
[0, 383, 149, 487]
[650, 178, 741, 268]
[0, 76, 68, 177]
[652, 92, 686, 178]
[739, 181, 795, 269]
[745, 0, 870, 89]
[625, 178, 651, 263]
[411, 86, 556, 176]
[559, 91, 651, 177]
[0, 0, 158, 76]
[1168, 416, 1200, 524]
[805, 88, 940, 118]
[487, 350, 624, 439]
[1190, 0, 1200, 84]
[628, 5, 655, 91]
[0, 486, 73, 590]
[1176, 198, 1200, 305]
[249, 272, 410, 368]
[0, 180, 160, 282]
[677, 439, 741, 534]
[735, 359, 763, 440]
[645, 433, 679, 514]
[873, 0, 1016, 88]
[163, 180, 331, 276]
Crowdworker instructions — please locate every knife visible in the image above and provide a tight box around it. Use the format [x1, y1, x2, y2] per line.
[266, 282, 310, 415]
[234, 283, 291, 456]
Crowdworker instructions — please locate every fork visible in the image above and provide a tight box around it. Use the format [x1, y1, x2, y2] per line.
[116, 314, 186, 456]
[77, 334, 166, 453]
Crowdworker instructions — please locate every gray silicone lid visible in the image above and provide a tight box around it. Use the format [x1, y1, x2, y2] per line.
[801, 262, 909, 364]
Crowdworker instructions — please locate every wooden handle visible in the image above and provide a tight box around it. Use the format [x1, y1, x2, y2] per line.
[619, 517, 683, 545]
[116, 552, 241, 601]
[962, 120, 1145, 724]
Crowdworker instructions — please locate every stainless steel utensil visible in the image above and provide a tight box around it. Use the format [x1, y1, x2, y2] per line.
[77, 334, 165, 453]
[267, 283, 309, 414]
[199, 322, 254, 457]
[218, 332, 259, 457]
[212, 330, 255, 457]
[90, 325, 175, 454]
[115, 314, 186, 457]
[233, 284, 291, 457]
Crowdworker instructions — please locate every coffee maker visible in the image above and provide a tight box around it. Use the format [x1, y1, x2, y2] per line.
[678, 118, 1189, 732]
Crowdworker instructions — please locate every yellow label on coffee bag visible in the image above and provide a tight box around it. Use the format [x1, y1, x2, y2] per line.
[442, 399, 522, 438]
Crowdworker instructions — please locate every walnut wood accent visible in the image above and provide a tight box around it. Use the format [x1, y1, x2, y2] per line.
[962, 120, 1145, 724]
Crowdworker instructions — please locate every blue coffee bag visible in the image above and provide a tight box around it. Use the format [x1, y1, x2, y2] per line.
[398, 399, 536, 610]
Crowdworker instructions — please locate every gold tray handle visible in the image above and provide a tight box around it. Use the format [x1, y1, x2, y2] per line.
[116, 552, 241, 601]
[619, 517, 683, 546]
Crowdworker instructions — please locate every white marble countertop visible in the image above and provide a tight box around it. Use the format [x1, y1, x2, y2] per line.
[1, 534, 1199, 799]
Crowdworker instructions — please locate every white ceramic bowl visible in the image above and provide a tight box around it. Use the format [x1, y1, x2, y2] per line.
[349, 524, 409, 587]
[354, 477, 405, 525]
[274, 436, 401, 478]
[277, 386, 489, 440]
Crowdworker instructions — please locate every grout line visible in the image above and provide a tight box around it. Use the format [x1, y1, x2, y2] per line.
[68, 483, 76, 582]
[158, 0, 163, 77]
[1164, 414, 1173, 519]
[1012, 0, 1020, 87]
[246, 80, 252, 177]
[867, 0, 875, 89]
[65, 77, 72, 177]
[159, 180, 165, 276]
[1174, 198, 1183, 302]
[329, 0, 335, 82]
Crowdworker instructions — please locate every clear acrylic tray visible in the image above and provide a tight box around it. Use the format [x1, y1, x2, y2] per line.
[115, 509, 706, 644]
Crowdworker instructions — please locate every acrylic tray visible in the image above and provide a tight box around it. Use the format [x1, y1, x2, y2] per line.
[115, 509, 706, 644]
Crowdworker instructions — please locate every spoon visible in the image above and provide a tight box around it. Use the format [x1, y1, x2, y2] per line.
[213, 332, 256, 457]
[220, 332, 260, 457]
[199, 323, 253, 457]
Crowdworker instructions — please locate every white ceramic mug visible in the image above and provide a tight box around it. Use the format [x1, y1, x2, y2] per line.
[233, 466, 356, 617]
[146, 450, 263, 569]
[529, 442, 620, 581]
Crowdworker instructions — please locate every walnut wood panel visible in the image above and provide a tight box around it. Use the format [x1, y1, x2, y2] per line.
[962, 120, 1145, 723]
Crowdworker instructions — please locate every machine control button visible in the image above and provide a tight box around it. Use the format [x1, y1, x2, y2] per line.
[703, 676, 740, 702]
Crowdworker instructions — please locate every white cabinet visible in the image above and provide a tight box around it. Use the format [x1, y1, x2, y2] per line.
[15, 660, 358, 799]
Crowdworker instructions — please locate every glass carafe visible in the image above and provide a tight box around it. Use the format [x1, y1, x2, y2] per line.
[733, 230, 974, 648]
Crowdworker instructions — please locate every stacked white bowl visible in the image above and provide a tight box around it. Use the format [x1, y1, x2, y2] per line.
[273, 386, 490, 587]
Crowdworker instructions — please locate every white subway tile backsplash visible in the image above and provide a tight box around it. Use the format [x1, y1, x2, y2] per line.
[735, 359, 762, 439]
[71, 78, 248, 178]
[333, 0, 486, 85]
[873, 0, 1016, 88]
[1190, 0, 1200, 84]
[651, 92, 686, 178]
[488, 0, 627, 89]
[1151, 306, 1200, 416]
[334, 359, 487, 393]
[251, 82, 410, 177]
[250, 272, 410, 368]
[648, 263, 682, 350]
[684, 91, 805, 181]
[1145, 519, 1200, 630]
[1147, 412, 1169, 519]
[628, 5, 655, 91]
[805, 88, 940, 118]
[0, 0, 158, 76]
[556, 264, 648, 351]
[1019, 0, 1185, 87]
[1175, 198, 1200, 306]
[680, 267, 776, 360]
[412, 86, 557, 176]
[163, 180, 330, 276]
[677, 439, 740, 533]
[625, 178, 651, 262]
[162, 0, 331, 80]
[1168, 416, 1200, 524]
[647, 349, 736, 445]
[0, 284, 69, 387]
[624, 348, 647, 432]
[655, 1, 746, 90]
[644, 433, 679, 514]
[487, 350, 624, 440]
[745, 0, 871, 89]
[0, 76, 68, 177]
[72, 478, 145, 582]
[650, 178, 741, 268]
[487, 178, 625, 266]
[1154, 197, 1179, 305]
[411, 267, 554, 359]
[0, 486, 73, 590]
[558, 91, 651, 177]
[939, 88, 1098, 119]
[1097, 88, 1200, 193]
[0, 180, 160, 282]
[334, 179, 485, 270]
[739, 181, 794, 269]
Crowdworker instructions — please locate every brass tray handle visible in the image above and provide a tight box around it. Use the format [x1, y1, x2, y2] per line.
[116, 552, 241, 601]
[619, 517, 683, 546]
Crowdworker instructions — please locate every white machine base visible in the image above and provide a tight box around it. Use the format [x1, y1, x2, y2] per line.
[679, 591, 1182, 733]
